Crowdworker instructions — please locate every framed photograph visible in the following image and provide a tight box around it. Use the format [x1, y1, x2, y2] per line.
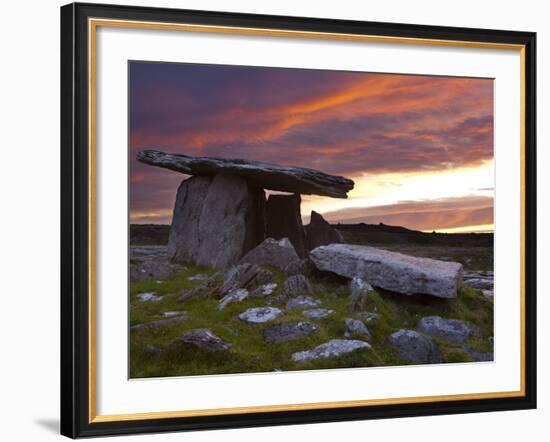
[60, 2, 537, 438]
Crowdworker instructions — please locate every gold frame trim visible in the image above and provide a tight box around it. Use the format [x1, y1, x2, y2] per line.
[88, 18, 527, 424]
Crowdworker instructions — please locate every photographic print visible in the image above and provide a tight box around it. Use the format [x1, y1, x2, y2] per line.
[128, 61, 495, 378]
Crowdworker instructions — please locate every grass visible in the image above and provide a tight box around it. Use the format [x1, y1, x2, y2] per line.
[129, 264, 494, 378]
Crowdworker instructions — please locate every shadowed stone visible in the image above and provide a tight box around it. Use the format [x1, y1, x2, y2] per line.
[417, 316, 477, 343]
[310, 244, 463, 298]
[344, 318, 370, 338]
[180, 328, 231, 351]
[266, 194, 307, 257]
[249, 283, 278, 298]
[283, 274, 313, 297]
[137, 150, 354, 198]
[305, 210, 344, 250]
[239, 238, 302, 272]
[168, 174, 265, 269]
[292, 339, 371, 362]
[218, 288, 248, 310]
[263, 322, 318, 343]
[389, 329, 442, 364]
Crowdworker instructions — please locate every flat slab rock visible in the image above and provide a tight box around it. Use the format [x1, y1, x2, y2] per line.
[417, 316, 477, 343]
[180, 328, 231, 351]
[292, 339, 371, 362]
[344, 318, 370, 338]
[218, 288, 248, 310]
[136, 292, 163, 302]
[303, 308, 334, 319]
[263, 322, 318, 343]
[389, 329, 442, 364]
[238, 307, 283, 323]
[286, 296, 321, 309]
[310, 244, 463, 298]
[138, 150, 354, 198]
[131, 315, 188, 332]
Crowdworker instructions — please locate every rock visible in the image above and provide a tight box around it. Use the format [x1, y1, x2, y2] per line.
[219, 263, 273, 297]
[292, 339, 371, 362]
[310, 244, 463, 298]
[417, 316, 476, 343]
[266, 194, 307, 258]
[137, 150, 354, 198]
[249, 283, 278, 298]
[129, 247, 185, 282]
[188, 274, 209, 281]
[283, 274, 313, 297]
[218, 288, 248, 310]
[303, 308, 334, 319]
[145, 344, 161, 356]
[357, 312, 380, 322]
[238, 307, 283, 323]
[180, 328, 231, 351]
[263, 322, 318, 343]
[389, 329, 442, 364]
[131, 315, 188, 332]
[348, 277, 373, 312]
[167, 174, 265, 269]
[459, 347, 494, 362]
[162, 311, 185, 317]
[239, 238, 302, 272]
[304, 210, 344, 250]
[136, 292, 163, 302]
[463, 278, 494, 290]
[344, 318, 370, 338]
[482, 290, 494, 298]
[286, 296, 322, 309]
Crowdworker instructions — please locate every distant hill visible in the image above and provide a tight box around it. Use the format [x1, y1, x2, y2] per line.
[130, 222, 493, 248]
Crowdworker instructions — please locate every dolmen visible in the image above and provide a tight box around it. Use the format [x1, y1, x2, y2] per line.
[137, 150, 352, 268]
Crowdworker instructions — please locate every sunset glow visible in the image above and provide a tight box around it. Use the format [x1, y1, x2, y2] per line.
[130, 62, 494, 232]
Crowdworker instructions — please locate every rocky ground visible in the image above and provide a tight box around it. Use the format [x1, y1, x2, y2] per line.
[129, 244, 494, 379]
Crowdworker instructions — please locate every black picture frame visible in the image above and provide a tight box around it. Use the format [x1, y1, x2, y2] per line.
[61, 2, 537, 438]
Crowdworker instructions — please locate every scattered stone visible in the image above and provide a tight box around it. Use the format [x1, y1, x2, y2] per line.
[130, 252, 185, 282]
[188, 274, 209, 281]
[249, 283, 278, 298]
[162, 311, 185, 318]
[303, 308, 334, 320]
[136, 292, 163, 302]
[263, 322, 318, 343]
[239, 238, 302, 272]
[180, 328, 231, 351]
[137, 149, 355, 199]
[344, 318, 370, 338]
[292, 339, 371, 362]
[238, 307, 283, 323]
[417, 316, 476, 343]
[482, 290, 494, 298]
[310, 244, 463, 298]
[219, 263, 273, 297]
[389, 329, 442, 364]
[266, 194, 307, 258]
[304, 210, 345, 250]
[218, 288, 249, 310]
[348, 277, 373, 312]
[460, 347, 494, 362]
[131, 314, 188, 332]
[464, 278, 494, 290]
[286, 296, 322, 309]
[357, 312, 380, 322]
[167, 174, 265, 269]
[283, 274, 313, 297]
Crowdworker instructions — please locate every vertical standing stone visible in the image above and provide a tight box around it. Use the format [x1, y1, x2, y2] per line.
[304, 210, 344, 250]
[265, 194, 307, 258]
[168, 174, 266, 269]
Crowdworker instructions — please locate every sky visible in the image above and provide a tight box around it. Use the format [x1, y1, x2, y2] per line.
[129, 61, 494, 233]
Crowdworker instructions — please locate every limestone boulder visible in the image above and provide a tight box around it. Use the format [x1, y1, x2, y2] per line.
[263, 322, 318, 343]
[310, 244, 463, 298]
[417, 316, 477, 343]
[239, 238, 302, 272]
[389, 329, 442, 364]
[292, 339, 371, 362]
[304, 210, 344, 250]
